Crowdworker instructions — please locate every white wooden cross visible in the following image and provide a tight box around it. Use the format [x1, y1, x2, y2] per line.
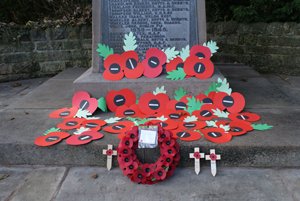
[205, 149, 221, 177]
[102, 144, 117, 171]
[189, 147, 205, 175]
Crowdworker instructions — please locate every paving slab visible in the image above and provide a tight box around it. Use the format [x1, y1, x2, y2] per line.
[279, 169, 300, 201]
[9, 167, 66, 201]
[54, 167, 296, 201]
[0, 166, 32, 201]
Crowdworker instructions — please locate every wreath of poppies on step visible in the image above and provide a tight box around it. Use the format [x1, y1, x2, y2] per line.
[97, 32, 219, 81]
[117, 124, 180, 184]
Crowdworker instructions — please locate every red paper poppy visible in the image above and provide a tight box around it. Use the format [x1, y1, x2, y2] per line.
[215, 120, 230, 127]
[192, 104, 217, 121]
[106, 149, 113, 156]
[190, 45, 212, 59]
[161, 138, 176, 149]
[106, 88, 136, 112]
[103, 121, 135, 134]
[118, 146, 133, 156]
[118, 155, 134, 167]
[214, 92, 245, 113]
[146, 119, 178, 131]
[153, 168, 167, 181]
[66, 131, 104, 145]
[34, 131, 70, 147]
[131, 170, 146, 183]
[138, 92, 170, 115]
[202, 128, 232, 144]
[178, 121, 206, 130]
[72, 91, 98, 114]
[103, 54, 124, 80]
[172, 129, 202, 142]
[229, 112, 261, 122]
[166, 100, 187, 111]
[126, 126, 139, 142]
[193, 152, 201, 159]
[121, 137, 134, 148]
[165, 57, 184, 72]
[184, 56, 214, 79]
[141, 164, 155, 177]
[57, 118, 84, 130]
[121, 51, 144, 79]
[117, 132, 126, 140]
[49, 107, 77, 119]
[143, 48, 167, 78]
[209, 153, 217, 161]
[115, 104, 144, 118]
[196, 92, 216, 105]
[122, 162, 139, 176]
[228, 120, 253, 136]
[163, 110, 189, 121]
[81, 119, 107, 131]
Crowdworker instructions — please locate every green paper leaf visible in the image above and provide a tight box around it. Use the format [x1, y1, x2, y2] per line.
[166, 68, 186, 80]
[212, 109, 229, 118]
[204, 81, 222, 96]
[174, 87, 187, 101]
[126, 117, 148, 126]
[96, 43, 114, 59]
[164, 47, 179, 63]
[123, 32, 138, 51]
[74, 127, 91, 135]
[43, 127, 60, 135]
[184, 115, 198, 122]
[179, 45, 190, 61]
[252, 124, 273, 131]
[186, 96, 203, 114]
[205, 121, 217, 127]
[105, 117, 122, 124]
[219, 124, 230, 132]
[217, 78, 232, 95]
[203, 40, 219, 55]
[76, 109, 92, 118]
[153, 86, 166, 95]
[156, 115, 168, 121]
[97, 97, 107, 112]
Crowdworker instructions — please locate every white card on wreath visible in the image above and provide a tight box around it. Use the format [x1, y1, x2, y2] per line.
[139, 129, 158, 144]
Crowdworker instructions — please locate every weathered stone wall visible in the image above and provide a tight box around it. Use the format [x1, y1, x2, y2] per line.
[0, 22, 299, 82]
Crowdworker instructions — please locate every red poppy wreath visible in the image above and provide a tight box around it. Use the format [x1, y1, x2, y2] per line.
[117, 124, 180, 184]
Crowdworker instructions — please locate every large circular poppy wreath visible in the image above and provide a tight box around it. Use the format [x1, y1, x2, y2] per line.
[117, 125, 180, 184]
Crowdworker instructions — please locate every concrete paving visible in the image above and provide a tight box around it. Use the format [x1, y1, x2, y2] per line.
[0, 66, 300, 167]
[0, 166, 299, 201]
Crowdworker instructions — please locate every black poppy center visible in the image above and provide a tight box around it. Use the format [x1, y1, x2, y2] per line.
[149, 99, 160, 110]
[166, 141, 171, 145]
[79, 100, 90, 110]
[203, 98, 213, 104]
[125, 158, 129, 162]
[78, 135, 92, 141]
[125, 58, 138, 70]
[46, 136, 59, 142]
[166, 158, 171, 162]
[148, 57, 160, 68]
[129, 165, 134, 169]
[196, 52, 206, 58]
[208, 132, 222, 138]
[176, 63, 184, 70]
[130, 134, 135, 138]
[145, 168, 150, 173]
[138, 174, 143, 179]
[169, 113, 180, 119]
[109, 63, 121, 74]
[86, 123, 98, 128]
[125, 141, 130, 145]
[222, 96, 234, 107]
[175, 102, 186, 110]
[231, 127, 243, 132]
[237, 115, 249, 120]
[66, 121, 78, 126]
[114, 95, 126, 106]
[200, 110, 212, 117]
[161, 134, 166, 138]
[123, 149, 128, 154]
[60, 111, 70, 117]
[177, 132, 191, 138]
[158, 171, 163, 176]
[124, 109, 135, 116]
[183, 123, 196, 128]
[112, 125, 126, 130]
[168, 149, 172, 154]
[193, 62, 206, 74]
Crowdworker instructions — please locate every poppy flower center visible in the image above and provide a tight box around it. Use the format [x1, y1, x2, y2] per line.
[160, 122, 168, 128]
[124, 109, 135, 116]
[125, 141, 130, 145]
[148, 57, 160, 68]
[166, 158, 171, 162]
[175, 102, 186, 110]
[66, 121, 78, 126]
[46, 136, 59, 142]
[196, 52, 206, 58]
[158, 171, 163, 176]
[161, 134, 166, 138]
[231, 127, 243, 132]
[237, 115, 249, 120]
[166, 141, 171, 145]
[138, 174, 143, 179]
[78, 135, 92, 141]
[123, 149, 128, 154]
[193, 62, 206, 74]
[177, 132, 191, 138]
[183, 123, 196, 128]
[148, 99, 160, 110]
[176, 63, 184, 70]
[60, 111, 70, 117]
[169, 113, 180, 119]
[208, 132, 222, 138]
[129, 165, 134, 169]
[125, 58, 138, 70]
[85, 123, 98, 128]
[130, 134, 135, 138]
[125, 158, 129, 162]
[112, 125, 126, 130]
[114, 95, 126, 106]
[109, 63, 121, 74]
[168, 149, 172, 154]
[145, 168, 150, 173]
[203, 98, 213, 104]
[79, 100, 90, 110]
[200, 110, 212, 117]
[222, 96, 234, 107]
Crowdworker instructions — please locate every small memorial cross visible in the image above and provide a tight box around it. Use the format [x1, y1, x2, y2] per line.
[189, 147, 205, 175]
[102, 144, 117, 170]
[205, 149, 221, 176]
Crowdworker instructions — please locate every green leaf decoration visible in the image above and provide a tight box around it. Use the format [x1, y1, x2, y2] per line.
[43, 127, 60, 135]
[74, 127, 91, 135]
[105, 117, 122, 124]
[219, 124, 230, 132]
[184, 115, 198, 122]
[212, 109, 229, 118]
[186, 96, 203, 114]
[174, 87, 187, 101]
[204, 81, 222, 96]
[96, 43, 114, 59]
[98, 97, 107, 112]
[205, 121, 217, 127]
[203, 40, 219, 55]
[156, 115, 168, 121]
[166, 68, 186, 80]
[179, 45, 190, 61]
[123, 32, 138, 51]
[76, 109, 92, 119]
[126, 117, 148, 126]
[163, 47, 179, 63]
[153, 86, 167, 95]
[252, 124, 273, 131]
[217, 78, 232, 95]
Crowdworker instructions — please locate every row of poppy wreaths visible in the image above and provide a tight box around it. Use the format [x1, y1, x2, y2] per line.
[34, 78, 273, 147]
[97, 32, 218, 81]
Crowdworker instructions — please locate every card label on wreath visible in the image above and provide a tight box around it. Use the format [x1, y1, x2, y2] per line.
[138, 126, 158, 148]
